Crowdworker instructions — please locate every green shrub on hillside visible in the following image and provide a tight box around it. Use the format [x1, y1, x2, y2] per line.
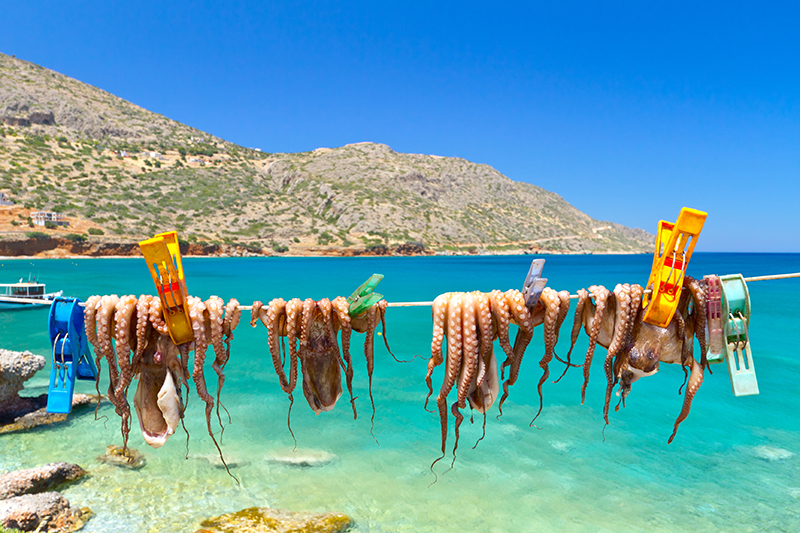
[65, 233, 87, 242]
[88, 228, 104, 235]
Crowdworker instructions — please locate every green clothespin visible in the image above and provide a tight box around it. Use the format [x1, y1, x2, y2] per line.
[720, 274, 758, 396]
[347, 273, 384, 317]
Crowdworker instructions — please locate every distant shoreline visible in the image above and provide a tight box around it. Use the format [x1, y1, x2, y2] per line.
[0, 235, 648, 260]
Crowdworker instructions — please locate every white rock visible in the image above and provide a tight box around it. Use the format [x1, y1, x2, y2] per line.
[265, 448, 337, 467]
[752, 445, 795, 462]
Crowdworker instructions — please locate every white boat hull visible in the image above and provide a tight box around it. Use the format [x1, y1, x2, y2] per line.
[0, 291, 63, 310]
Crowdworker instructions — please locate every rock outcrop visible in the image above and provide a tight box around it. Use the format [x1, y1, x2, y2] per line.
[0, 348, 99, 434]
[0, 393, 97, 435]
[0, 462, 90, 532]
[0, 492, 89, 532]
[0, 349, 45, 417]
[0, 463, 86, 500]
[197, 507, 352, 533]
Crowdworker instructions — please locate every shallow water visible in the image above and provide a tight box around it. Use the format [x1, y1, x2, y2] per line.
[1, 254, 799, 532]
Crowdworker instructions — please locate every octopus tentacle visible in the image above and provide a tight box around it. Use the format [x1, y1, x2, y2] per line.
[113, 295, 137, 449]
[674, 311, 690, 367]
[425, 292, 452, 412]
[609, 284, 644, 406]
[581, 285, 610, 404]
[530, 288, 561, 426]
[375, 299, 401, 362]
[469, 291, 497, 448]
[363, 302, 382, 440]
[624, 286, 644, 345]
[84, 295, 104, 410]
[554, 290, 572, 333]
[497, 290, 533, 418]
[300, 298, 315, 352]
[174, 340, 192, 459]
[84, 295, 101, 353]
[684, 276, 709, 370]
[284, 298, 303, 395]
[97, 295, 120, 411]
[148, 298, 169, 336]
[332, 297, 357, 421]
[473, 292, 494, 388]
[263, 298, 290, 391]
[456, 293, 480, 408]
[205, 296, 227, 433]
[250, 300, 263, 328]
[321, 298, 353, 416]
[133, 295, 153, 374]
[554, 289, 590, 382]
[452, 293, 479, 463]
[218, 298, 240, 428]
[668, 357, 704, 443]
[431, 294, 463, 476]
[280, 298, 303, 447]
[489, 290, 514, 380]
[222, 299, 241, 346]
[602, 285, 632, 426]
[188, 297, 235, 480]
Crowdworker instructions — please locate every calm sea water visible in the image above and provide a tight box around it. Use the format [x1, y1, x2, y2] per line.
[1, 254, 799, 532]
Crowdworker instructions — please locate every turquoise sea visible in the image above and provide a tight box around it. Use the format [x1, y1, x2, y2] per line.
[1, 254, 799, 532]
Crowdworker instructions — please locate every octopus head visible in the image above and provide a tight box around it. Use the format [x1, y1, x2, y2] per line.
[618, 344, 660, 400]
[133, 332, 184, 448]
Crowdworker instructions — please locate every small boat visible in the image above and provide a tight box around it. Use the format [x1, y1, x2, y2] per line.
[0, 278, 63, 310]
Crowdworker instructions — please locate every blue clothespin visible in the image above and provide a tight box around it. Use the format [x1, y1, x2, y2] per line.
[47, 297, 97, 414]
[522, 259, 547, 308]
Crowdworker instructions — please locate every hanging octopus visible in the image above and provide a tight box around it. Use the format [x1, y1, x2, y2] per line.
[84, 294, 242, 463]
[251, 296, 390, 444]
[566, 276, 708, 442]
[425, 289, 548, 476]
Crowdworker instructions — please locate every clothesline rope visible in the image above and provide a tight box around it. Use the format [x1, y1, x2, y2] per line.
[2, 272, 798, 309]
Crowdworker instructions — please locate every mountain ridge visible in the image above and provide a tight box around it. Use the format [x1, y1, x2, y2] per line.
[0, 52, 653, 255]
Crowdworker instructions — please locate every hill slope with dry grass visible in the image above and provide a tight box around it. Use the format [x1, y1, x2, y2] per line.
[0, 52, 652, 255]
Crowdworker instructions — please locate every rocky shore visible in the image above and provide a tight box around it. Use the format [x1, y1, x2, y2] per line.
[0, 349, 98, 435]
[0, 463, 91, 532]
[0, 234, 437, 258]
[0, 347, 352, 532]
[0, 349, 44, 425]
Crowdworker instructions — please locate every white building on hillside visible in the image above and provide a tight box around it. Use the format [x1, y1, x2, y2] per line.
[31, 211, 69, 227]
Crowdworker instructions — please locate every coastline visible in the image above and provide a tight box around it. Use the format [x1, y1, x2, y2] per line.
[0, 234, 648, 260]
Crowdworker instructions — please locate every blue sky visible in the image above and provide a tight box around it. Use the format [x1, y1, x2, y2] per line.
[2, 1, 798, 252]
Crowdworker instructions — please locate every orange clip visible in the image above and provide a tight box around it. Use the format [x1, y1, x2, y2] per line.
[641, 207, 707, 328]
[138, 231, 193, 344]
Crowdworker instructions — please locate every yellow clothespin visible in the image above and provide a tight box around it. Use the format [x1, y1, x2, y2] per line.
[138, 231, 193, 344]
[641, 207, 707, 328]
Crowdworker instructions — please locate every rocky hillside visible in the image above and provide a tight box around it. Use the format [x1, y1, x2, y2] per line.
[0, 52, 653, 255]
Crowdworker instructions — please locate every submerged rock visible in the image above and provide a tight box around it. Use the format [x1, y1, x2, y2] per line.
[191, 453, 250, 469]
[197, 507, 352, 533]
[753, 445, 795, 462]
[96, 445, 146, 469]
[265, 448, 337, 467]
[0, 462, 86, 500]
[0, 491, 90, 532]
